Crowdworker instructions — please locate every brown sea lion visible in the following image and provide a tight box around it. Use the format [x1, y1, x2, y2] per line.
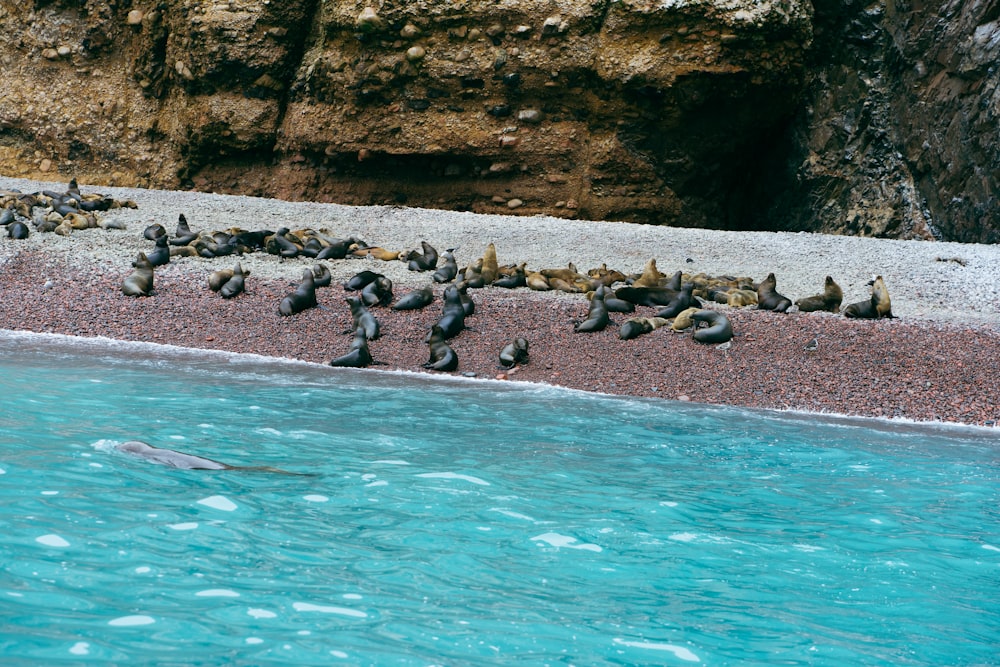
[795, 276, 843, 313]
[756, 273, 792, 312]
[122, 252, 154, 297]
[844, 276, 893, 319]
[207, 267, 234, 292]
[631, 259, 666, 288]
[480, 242, 499, 285]
[671, 307, 701, 331]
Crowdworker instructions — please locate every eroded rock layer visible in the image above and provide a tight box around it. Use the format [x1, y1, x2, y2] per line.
[0, 1, 995, 241]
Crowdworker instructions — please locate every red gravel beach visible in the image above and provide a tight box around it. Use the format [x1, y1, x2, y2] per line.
[1, 250, 998, 428]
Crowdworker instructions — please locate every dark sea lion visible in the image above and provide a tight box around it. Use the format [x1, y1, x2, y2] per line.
[594, 284, 635, 313]
[310, 263, 332, 288]
[655, 283, 698, 319]
[146, 234, 171, 267]
[122, 252, 154, 297]
[315, 237, 356, 260]
[115, 440, 304, 474]
[456, 283, 475, 316]
[279, 270, 318, 316]
[392, 285, 435, 311]
[432, 248, 458, 283]
[220, 262, 248, 299]
[493, 263, 527, 289]
[498, 337, 529, 368]
[271, 227, 301, 258]
[7, 221, 29, 239]
[458, 259, 485, 288]
[361, 275, 393, 307]
[614, 285, 679, 307]
[424, 324, 459, 371]
[347, 295, 381, 339]
[795, 276, 843, 313]
[575, 289, 610, 333]
[844, 276, 893, 319]
[756, 273, 792, 312]
[691, 310, 733, 344]
[169, 213, 198, 246]
[329, 327, 374, 368]
[143, 223, 166, 241]
[407, 240, 439, 271]
[619, 316, 669, 340]
[0, 208, 14, 226]
[434, 284, 467, 339]
[344, 270, 381, 291]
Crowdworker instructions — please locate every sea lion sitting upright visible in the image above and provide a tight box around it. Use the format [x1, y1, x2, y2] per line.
[406, 240, 438, 271]
[279, 269, 318, 316]
[146, 234, 171, 267]
[432, 248, 458, 283]
[311, 263, 332, 288]
[844, 275, 893, 319]
[328, 327, 374, 368]
[169, 213, 198, 246]
[361, 275, 393, 307]
[121, 252, 155, 297]
[346, 295, 381, 340]
[434, 284, 467, 339]
[575, 288, 610, 333]
[219, 262, 248, 299]
[756, 273, 792, 312]
[480, 242, 499, 285]
[795, 276, 843, 313]
[424, 324, 459, 372]
[498, 337, 529, 368]
[630, 259, 667, 288]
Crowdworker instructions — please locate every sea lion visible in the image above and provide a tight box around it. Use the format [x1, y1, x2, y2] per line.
[655, 283, 698, 319]
[671, 307, 701, 331]
[594, 285, 635, 313]
[7, 221, 29, 239]
[691, 309, 733, 344]
[328, 327, 374, 368]
[346, 295, 380, 339]
[316, 237, 356, 260]
[614, 285, 679, 307]
[432, 248, 458, 283]
[351, 245, 401, 261]
[434, 284, 467, 339]
[391, 285, 434, 311]
[0, 207, 15, 226]
[480, 242, 499, 285]
[121, 252, 154, 297]
[795, 276, 843, 313]
[270, 227, 301, 258]
[344, 270, 381, 291]
[207, 267, 234, 292]
[756, 273, 792, 312]
[844, 276, 893, 319]
[219, 262, 248, 299]
[619, 316, 669, 340]
[406, 240, 438, 271]
[525, 271, 551, 291]
[458, 259, 485, 288]
[456, 283, 475, 316]
[575, 289, 610, 333]
[631, 258, 666, 288]
[493, 263, 527, 289]
[146, 234, 171, 267]
[361, 275, 393, 307]
[726, 289, 758, 308]
[424, 324, 459, 372]
[279, 270, 318, 316]
[169, 214, 198, 246]
[498, 337, 529, 368]
[114, 440, 303, 474]
[311, 263, 332, 288]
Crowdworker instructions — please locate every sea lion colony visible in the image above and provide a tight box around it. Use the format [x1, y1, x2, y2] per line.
[1, 180, 894, 373]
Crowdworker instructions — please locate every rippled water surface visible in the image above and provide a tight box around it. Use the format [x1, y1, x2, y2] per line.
[1, 331, 998, 666]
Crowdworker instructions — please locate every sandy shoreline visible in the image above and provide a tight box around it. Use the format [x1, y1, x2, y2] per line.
[2, 176, 1000, 428]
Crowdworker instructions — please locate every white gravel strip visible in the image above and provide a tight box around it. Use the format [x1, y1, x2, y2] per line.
[3, 175, 999, 326]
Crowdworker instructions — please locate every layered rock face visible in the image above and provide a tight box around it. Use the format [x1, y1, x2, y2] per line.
[0, 1, 995, 241]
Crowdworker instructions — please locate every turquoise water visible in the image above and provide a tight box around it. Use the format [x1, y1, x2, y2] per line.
[1, 332, 998, 666]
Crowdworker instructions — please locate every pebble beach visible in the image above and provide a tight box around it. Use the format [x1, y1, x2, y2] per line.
[2, 176, 999, 428]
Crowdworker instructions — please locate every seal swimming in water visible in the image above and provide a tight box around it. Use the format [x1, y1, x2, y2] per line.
[122, 252, 154, 297]
[498, 337, 529, 368]
[795, 276, 843, 313]
[114, 440, 305, 474]
[279, 269, 318, 316]
[756, 273, 792, 313]
[424, 324, 459, 371]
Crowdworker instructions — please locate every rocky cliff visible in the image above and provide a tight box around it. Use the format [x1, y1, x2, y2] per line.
[0, 0, 996, 242]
